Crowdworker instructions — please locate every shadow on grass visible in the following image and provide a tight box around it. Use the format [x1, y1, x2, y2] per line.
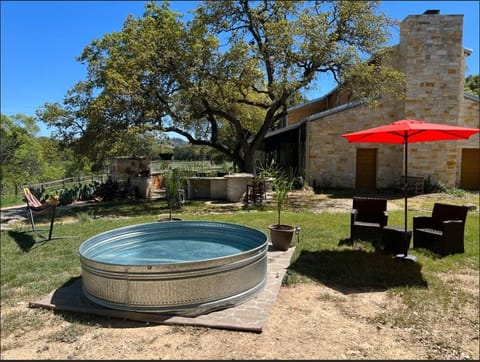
[8, 229, 74, 252]
[289, 249, 428, 294]
[61, 199, 186, 220]
[66, 198, 263, 219]
[7, 230, 43, 252]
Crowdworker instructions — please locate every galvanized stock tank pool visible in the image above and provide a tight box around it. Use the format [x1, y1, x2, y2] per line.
[79, 221, 268, 316]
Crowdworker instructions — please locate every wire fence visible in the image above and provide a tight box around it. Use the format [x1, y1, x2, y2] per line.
[18, 174, 109, 195]
[150, 160, 228, 175]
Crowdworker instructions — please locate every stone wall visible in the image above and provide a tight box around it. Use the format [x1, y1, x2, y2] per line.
[306, 100, 403, 189]
[400, 14, 465, 123]
[109, 156, 150, 182]
[187, 174, 254, 202]
[460, 96, 480, 129]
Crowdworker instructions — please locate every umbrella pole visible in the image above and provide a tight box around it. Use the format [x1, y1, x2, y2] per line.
[404, 136, 408, 236]
[401, 135, 416, 262]
[403, 136, 408, 235]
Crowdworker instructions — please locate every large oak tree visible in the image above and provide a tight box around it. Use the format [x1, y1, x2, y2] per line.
[38, 0, 404, 172]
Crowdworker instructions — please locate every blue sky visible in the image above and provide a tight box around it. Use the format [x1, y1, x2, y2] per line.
[2, 1, 479, 137]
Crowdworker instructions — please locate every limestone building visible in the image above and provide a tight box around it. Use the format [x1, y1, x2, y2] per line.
[262, 10, 479, 190]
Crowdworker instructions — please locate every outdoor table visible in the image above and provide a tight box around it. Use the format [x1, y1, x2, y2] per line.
[382, 226, 412, 256]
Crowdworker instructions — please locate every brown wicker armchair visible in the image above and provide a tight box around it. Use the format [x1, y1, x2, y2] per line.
[350, 197, 388, 242]
[413, 203, 469, 255]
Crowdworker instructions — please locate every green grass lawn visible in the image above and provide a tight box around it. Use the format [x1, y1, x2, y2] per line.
[1, 193, 478, 339]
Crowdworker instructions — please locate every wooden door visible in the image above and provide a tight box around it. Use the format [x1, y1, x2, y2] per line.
[460, 148, 480, 190]
[356, 148, 377, 190]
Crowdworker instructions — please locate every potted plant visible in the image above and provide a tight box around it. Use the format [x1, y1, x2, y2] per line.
[261, 167, 296, 251]
[159, 167, 186, 221]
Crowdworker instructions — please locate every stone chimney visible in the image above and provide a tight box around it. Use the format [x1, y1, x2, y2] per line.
[399, 10, 465, 124]
[398, 11, 467, 188]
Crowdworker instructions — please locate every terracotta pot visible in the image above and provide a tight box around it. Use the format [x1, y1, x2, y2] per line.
[268, 224, 295, 251]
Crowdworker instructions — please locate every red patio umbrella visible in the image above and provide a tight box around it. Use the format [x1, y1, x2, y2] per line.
[341, 119, 479, 256]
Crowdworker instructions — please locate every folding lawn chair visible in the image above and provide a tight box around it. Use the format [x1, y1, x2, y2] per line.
[23, 187, 60, 241]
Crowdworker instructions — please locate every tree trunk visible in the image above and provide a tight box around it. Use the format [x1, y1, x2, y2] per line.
[241, 148, 257, 173]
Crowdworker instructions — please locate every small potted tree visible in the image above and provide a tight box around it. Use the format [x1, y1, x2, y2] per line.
[159, 167, 186, 221]
[262, 167, 296, 251]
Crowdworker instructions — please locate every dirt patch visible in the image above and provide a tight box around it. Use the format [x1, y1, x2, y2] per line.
[2, 280, 478, 360]
[286, 189, 403, 213]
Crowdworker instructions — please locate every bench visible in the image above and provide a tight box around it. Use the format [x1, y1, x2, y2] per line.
[399, 176, 424, 195]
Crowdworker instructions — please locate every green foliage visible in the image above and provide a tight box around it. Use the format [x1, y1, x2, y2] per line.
[1, 113, 97, 205]
[36, 1, 404, 173]
[173, 141, 230, 165]
[259, 165, 294, 226]
[57, 188, 77, 205]
[446, 187, 467, 197]
[423, 176, 468, 196]
[27, 181, 101, 207]
[1, 114, 44, 191]
[163, 167, 187, 219]
[108, 128, 169, 159]
[76, 211, 95, 223]
[424, 175, 448, 193]
[273, 176, 294, 226]
[464, 74, 479, 96]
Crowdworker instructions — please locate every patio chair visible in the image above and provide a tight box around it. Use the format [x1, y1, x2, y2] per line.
[350, 196, 388, 243]
[245, 180, 266, 204]
[23, 188, 59, 241]
[413, 203, 469, 255]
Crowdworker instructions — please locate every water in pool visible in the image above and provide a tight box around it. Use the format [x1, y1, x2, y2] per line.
[82, 228, 261, 265]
